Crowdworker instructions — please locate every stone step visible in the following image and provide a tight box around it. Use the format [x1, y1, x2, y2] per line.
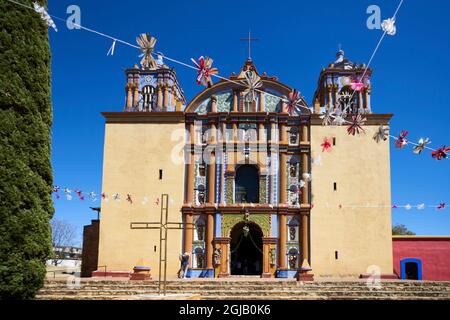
[36, 289, 450, 297]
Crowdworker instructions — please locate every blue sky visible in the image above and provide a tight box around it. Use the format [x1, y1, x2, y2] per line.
[46, 0, 450, 243]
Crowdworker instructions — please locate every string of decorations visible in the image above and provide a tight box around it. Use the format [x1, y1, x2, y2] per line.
[51, 186, 446, 211]
[7, 0, 448, 160]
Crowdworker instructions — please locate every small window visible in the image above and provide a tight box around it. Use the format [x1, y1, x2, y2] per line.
[335, 251, 338, 260]
[159, 170, 163, 180]
[333, 137, 336, 146]
[333, 182, 337, 191]
[154, 246, 157, 252]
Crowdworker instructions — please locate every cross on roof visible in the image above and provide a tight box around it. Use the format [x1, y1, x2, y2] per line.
[240, 30, 259, 61]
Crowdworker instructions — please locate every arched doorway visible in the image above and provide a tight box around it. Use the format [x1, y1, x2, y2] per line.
[230, 221, 263, 275]
[235, 165, 259, 203]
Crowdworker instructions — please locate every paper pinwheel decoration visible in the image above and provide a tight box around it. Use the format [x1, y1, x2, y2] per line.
[332, 114, 346, 126]
[286, 90, 302, 115]
[320, 108, 335, 126]
[347, 114, 366, 136]
[33, 2, 57, 31]
[126, 194, 133, 204]
[413, 138, 431, 154]
[137, 33, 157, 69]
[241, 72, 262, 102]
[395, 131, 409, 148]
[431, 146, 450, 160]
[373, 125, 389, 143]
[321, 138, 332, 152]
[191, 56, 218, 87]
[381, 18, 396, 36]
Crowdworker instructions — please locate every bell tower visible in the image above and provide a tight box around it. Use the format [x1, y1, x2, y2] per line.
[123, 56, 186, 112]
[312, 50, 372, 115]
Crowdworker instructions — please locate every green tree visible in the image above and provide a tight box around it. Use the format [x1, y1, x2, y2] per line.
[392, 224, 416, 236]
[0, 0, 54, 299]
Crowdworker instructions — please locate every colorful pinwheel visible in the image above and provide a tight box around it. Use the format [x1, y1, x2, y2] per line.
[137, 33, 157, 69]
[431, 146, 450, 160]
[286, 89, 302, 115]
[395, 131, 409, 148]
[320, 108, 335, 126]
[381, 18, 397, 36]
[413, 138, 431, 154]
[126, 194, 133, 204]
[321, 138, 332, 152]
[241, 72, 262, 102]
[347, 114, 366, 136]
[373, 125, 389, 143]
[33, 2, 57, 32]
[191, 56, 218, 87]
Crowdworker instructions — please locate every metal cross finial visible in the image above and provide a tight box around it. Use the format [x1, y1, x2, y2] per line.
[240, 30, 259, 60]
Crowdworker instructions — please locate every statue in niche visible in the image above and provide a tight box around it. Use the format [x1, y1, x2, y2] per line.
[198, 191, 205, 204]
[289, 226, 296, 241]
[213, 248, 222, 266]
[199, 164, 206, 176]
[289, 253, 298, 269]
[290, 165, 297, 177]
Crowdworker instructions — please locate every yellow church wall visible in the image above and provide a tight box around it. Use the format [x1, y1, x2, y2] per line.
[97, 121, 186, 277]
[310, 123, 393, 278]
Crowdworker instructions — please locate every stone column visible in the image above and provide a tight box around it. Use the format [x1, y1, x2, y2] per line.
[211, 95, 217, 113]
[365, 87, 371, 112]
[208, 152, 216, 204]
[327, 85, 333, 111]
[258, 123, 266, 144]
[279, 153, 287, 204]
[189, 123, 196, 145]
[281, 97, 287, 113]
[232, 91, 238, 112]
[183, 212, 193, 259]
[157, 86, 163, 110]
[259, 90, 265, 112]
[126, 85, 133, 110]
[206, 212, 214, 271]
[301, 152, 309, 205]
[358, 91, 363, 111]
[280, 124, 287, 145]
[163, 85, 169, 111]
[209, 123, 217, 144]
[301, 124, 308, 143]
[333, 85, 338, 111]
[262, 237, 277, 278]
[133, 85, 139, 110]
[278, 213, 287, 269]
[301, 214, 310, 269]
[214, 238, 230, 277]
[186, 152, 195, 205]
[232, 123, 238, 142]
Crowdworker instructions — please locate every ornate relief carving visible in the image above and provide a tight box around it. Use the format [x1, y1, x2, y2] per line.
[222, 213, 270, 237]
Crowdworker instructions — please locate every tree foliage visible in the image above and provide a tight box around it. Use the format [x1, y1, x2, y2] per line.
[0, 0, 54, 299]
[392, 224, 416, 236]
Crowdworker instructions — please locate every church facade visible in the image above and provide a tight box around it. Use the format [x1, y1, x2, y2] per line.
[95, 50, 394, 279]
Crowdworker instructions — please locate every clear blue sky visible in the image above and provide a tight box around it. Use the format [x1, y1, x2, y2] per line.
[47, 0, 450, 243]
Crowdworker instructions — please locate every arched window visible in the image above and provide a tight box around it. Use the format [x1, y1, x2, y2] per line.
[235, 165, 259, 203]
[142, 85, 156, 111]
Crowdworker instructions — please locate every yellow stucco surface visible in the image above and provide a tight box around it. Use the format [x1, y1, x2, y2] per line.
[310, 125, 393, 277]
[97, 122, 186, 276]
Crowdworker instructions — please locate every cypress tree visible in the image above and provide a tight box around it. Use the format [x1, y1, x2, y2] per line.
[0, 0, 54, 299]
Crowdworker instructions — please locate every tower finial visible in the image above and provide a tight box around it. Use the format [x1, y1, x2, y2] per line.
[240, 30, 259, 61]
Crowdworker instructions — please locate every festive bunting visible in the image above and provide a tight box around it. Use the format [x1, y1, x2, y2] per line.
[191, 56, 218, 87]
[417, 203, 425, 210]
[381, 18, 397, 36]
[437, 203, 446, 210]
[431, 146, 450, 161]
[395, 130, 409, 148]
[142, 197, 149, 205]
[350, 78, 365, 91]
[413, 138, 431, 154]
[347, 114, 366, 136]
[321, 138, 332, 152]
[137, 33, 157, 69]
[373, 125, 389, 143]
[113, 193, 120, 201]
[33, 2, 57, 32]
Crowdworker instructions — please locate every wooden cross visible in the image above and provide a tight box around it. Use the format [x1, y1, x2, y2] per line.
[240, 30, 259, 60]
[130, 194, 194, 296]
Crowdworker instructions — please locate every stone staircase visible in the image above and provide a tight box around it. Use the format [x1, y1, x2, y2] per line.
[36, 278, 450, 300]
